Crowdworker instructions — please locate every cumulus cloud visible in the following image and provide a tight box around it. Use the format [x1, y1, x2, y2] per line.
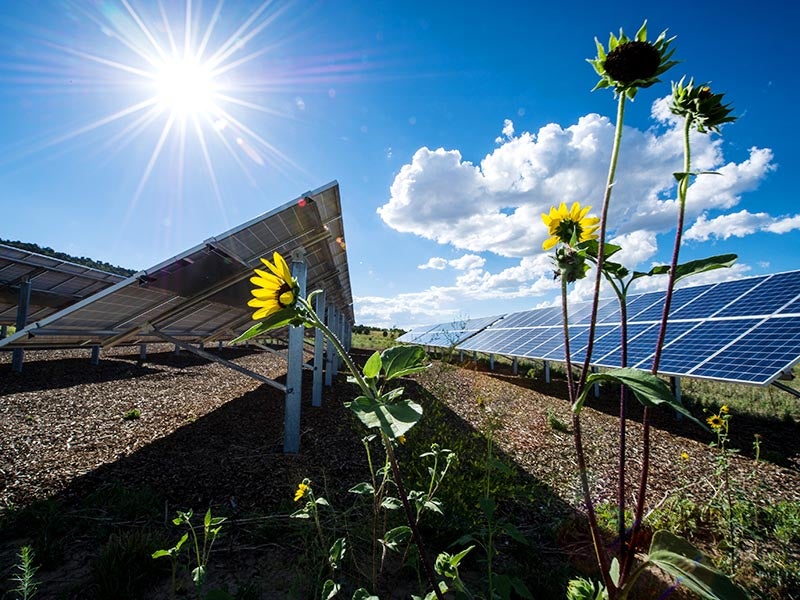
[418, 257, 448, 270]
[449, 254, 485, 270]
[377, 107, 775, 261]
[685, 210, 800, 241]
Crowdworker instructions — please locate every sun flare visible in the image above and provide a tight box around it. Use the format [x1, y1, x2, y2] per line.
[153, 56, 217, 118]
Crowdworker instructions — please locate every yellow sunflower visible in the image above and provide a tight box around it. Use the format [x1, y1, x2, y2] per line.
[248, 252, 298, 320]
[720, 404, 729, 414]
[541, 202, 600, 250]
[680, 451, 690, 462]
[706, 414, 723, 430]
[294, 481, 309, 502]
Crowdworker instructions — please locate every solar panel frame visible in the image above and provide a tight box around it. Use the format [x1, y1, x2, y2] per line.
[0, 181, 353, 350]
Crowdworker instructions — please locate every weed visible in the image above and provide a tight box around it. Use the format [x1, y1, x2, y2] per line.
[546, 409, 569, 433]
[92, 528, 170, 600]
[122, 408, 141, 420]
[9, 546, 39, 600]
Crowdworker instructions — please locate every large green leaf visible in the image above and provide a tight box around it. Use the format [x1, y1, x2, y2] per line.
[647, 531, 749, 600]
[633, 254, 737, 284]
[581, 240, 622, 260]
[345, 395, 423, 438]
[574, 368, 708, 431]
[380, 345, 430, 380]
[362, 351, 382, 379]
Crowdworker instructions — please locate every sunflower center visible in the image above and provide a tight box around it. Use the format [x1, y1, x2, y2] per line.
[277, 283, 295, 308]
[555, 219, 583, 244]
[604, 40, 661, 84]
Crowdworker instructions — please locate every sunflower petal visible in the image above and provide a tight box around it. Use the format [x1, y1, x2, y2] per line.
[542, 236, 558, 251]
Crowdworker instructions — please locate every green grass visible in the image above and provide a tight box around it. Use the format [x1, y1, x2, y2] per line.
[351, 328, 402, 351]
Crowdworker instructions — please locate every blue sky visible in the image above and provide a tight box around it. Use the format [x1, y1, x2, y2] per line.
[1, 0, 797, 329]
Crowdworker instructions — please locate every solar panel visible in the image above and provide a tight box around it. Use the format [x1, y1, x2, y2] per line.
[0, 181, 352, 350]
[403, 269, 800, 387]
[0, 244, 124, 326]
[409, 315, 504, 348]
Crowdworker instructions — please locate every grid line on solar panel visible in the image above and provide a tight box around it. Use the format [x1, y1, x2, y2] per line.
[514, 327, 565, 358]
[715, 271, 800, 318]
[623, 292, 666, 322]
[629, 284, 711, 323]
[670, 276, 765, 320]
[592, 323, 655, 367]
[542, 326, 591, 361]
[689, 316, 800, 383]
[649, 318, 761, 374]
[632, 320, 711, 371]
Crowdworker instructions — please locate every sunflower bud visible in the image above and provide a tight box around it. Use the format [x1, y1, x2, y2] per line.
[604, 40, 661, 84]
[670, 77, 736, 134]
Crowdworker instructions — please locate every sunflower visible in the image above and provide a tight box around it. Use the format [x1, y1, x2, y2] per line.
[248, 252, 299, 320]
[680, 451, 690, 462]
[541, 202, 600, 250]
[670, 77, 736, 134]
[294, 481, 309, 502]
[706, 414, 723, 430]
[720, 404, 729, 414]
[588, 21, 677, 99]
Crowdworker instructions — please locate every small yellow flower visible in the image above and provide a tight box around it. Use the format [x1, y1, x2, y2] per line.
[248, 252, 298, 320]
[720, 405, 729, 414]
[541, 202, 599, 250]
[680, 451, 690, 462]
[294, 482, 309, 502]
[707, 415, 723, 430]
[397, 435, 407, 444]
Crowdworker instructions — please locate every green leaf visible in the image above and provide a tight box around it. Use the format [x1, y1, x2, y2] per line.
[380, 345, 430, 380]
[204, 508, 211, 529]
[363, 351, 382, 379]
[381, 496, 403, 510]
[423, 499, 443, 515]
[351, 590, 379, 600]
[322, 579, 340, 600]
[328, 537, 347, 571]
[581, 239, 622, 260]
[381, 525, 412, 552]
[610, 557, 620, 586]
[151, 549, 171, 559]
[647, 531, 750, 600]
[345, 396, 423, 438]
[645, 255, 738, 284]
[192, 565, 206, 587]
[501, 522, 529, 546]
[574, 368, 708, 431]
[479, 495, 495, 520]
[348, 482, 375, 496]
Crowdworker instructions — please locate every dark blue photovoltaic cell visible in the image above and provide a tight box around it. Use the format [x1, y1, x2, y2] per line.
[568, 298, 615, 325]
[716, 271, 800, 318]
[630, 284, 712, 323]
[505, 328, 559, 356]
[569, 325, 618, 363]
[542, 326, 590, 361]
[780, 296, 800, 315]
[592, 323, 653, 367]
[458, 327, 513, 352]
[690, 317, 800, 383]
[637, 319, 755, 373]
[671, 276, 765, 319]
[624, 292, 664, 322]
[516, 328, 564, 358]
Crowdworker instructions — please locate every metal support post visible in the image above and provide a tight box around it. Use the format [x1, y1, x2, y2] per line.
[284, 249, 307, 453]
[312, 289, 326, 407]
[324, 303, 334, 387]
[1, 325, 7, 339]
[512, 356, 518, 375]
[544, 360, 551, 384]
[592, 366, 600, 397]
[11, 280, 32, 373]
[490, 353, 495, 371]
[91, 345, 100, 365]
[139, 344, 147, 363]
[459, 349, 464, 362]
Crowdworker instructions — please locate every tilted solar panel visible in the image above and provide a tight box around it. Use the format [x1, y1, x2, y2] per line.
[428, 270, 800, 386]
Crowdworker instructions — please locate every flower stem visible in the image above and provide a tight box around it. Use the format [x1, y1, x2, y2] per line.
[383, 432, 445, 600]
[622, 114, 692, 584]
[579, 93, 626, 392]
[561, 277, 614, 595]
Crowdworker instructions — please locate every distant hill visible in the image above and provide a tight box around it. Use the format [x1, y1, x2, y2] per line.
[1, 239, 137, 277]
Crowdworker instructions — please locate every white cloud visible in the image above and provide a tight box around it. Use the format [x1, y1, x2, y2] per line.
[684, 210, 800, 241]
[418, 257, 448, 270]
[449, 253, 485, 270]
[495, 118, 515, 143]
[377, 107, 776, 260]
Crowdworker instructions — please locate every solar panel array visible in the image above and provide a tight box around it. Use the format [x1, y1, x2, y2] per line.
[0, 244, 124, 326]
[397, 315, 504, 347]
[0, 181, 353, 350]
[404, 270, 800, 386]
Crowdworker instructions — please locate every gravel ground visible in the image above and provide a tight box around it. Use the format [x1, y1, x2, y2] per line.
[1, 345, 798, 597]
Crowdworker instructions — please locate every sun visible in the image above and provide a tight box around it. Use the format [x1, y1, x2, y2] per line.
[153, 56, 217, 118]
